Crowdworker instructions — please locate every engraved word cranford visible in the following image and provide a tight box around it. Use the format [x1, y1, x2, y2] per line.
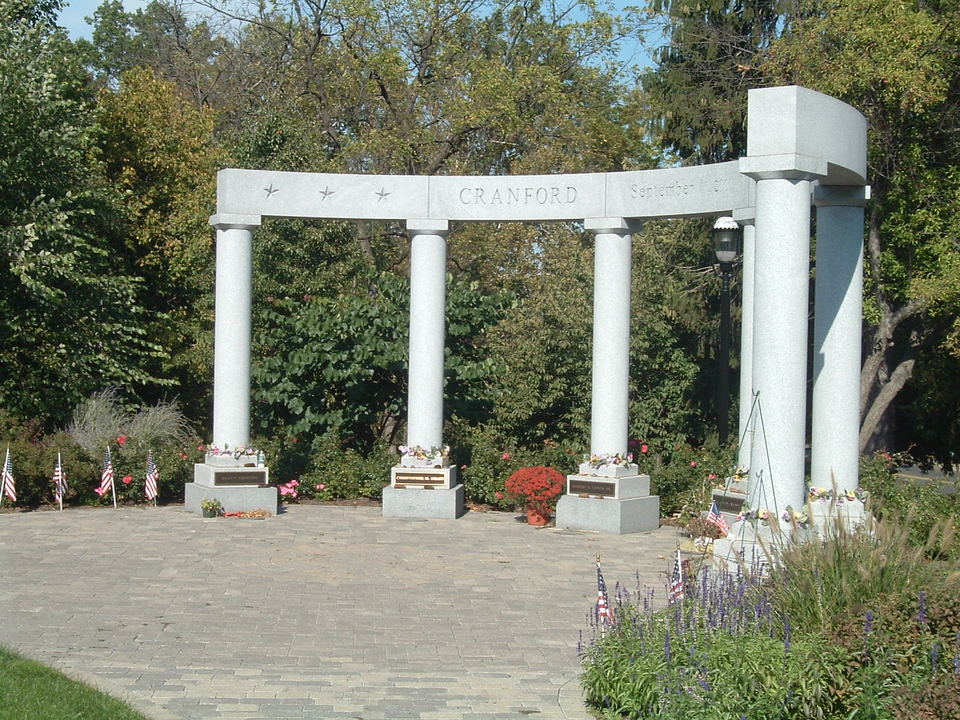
[458, 185, 579, 206]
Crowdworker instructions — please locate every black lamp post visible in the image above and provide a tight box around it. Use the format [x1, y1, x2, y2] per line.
[712, 217, 741, 445]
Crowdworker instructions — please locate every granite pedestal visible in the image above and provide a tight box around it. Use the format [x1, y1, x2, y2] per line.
[186, 461, 277, 515]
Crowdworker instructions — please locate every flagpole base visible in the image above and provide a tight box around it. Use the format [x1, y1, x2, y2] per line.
[555, 492, 660, 534]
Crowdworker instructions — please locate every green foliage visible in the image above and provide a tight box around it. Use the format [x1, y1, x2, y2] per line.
[448, 419, 581, 509]
[582, 515, 960, 719]
[95, 66, 222, 420]
[859, 452, 960, 556]
[0, 0, 168, 425]
[639, 0, 783, 162]
[0, 411, 97, 508]
[0, 644, 148, 719]
[252, 270, 512, 448]
[298, 435, 394, 500]
[634, 441, 736, 517]
[0, 392, 200, 508]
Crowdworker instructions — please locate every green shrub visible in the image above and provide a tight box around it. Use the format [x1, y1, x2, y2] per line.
[448, 419, 581, 509]
[860, 452, 960, 557]
[582, 514, 960, 720]
[633, 440, 736, 517]
[298, 434, 394, 500]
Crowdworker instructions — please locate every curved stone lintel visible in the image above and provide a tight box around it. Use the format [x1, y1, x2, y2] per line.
[746, 86, 867, 185]
[209, 212, 261, 230]
[813, 185, 871, 207]
[215, 162, 755, 223]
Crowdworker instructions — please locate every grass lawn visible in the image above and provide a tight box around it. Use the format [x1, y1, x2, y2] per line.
[0, 646, 148, 720]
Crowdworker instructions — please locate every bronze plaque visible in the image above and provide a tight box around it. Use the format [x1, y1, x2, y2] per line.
[214, 471, 267, 487]
[714, 493, 746, 514]
[568, 479, 616, 497]
[394, 472, 445, 486]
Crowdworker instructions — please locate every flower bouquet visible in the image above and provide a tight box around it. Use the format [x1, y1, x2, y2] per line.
[398, 444, 448, 468]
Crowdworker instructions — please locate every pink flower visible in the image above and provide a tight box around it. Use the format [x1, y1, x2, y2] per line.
[289, 479, 299, 487]
[640, 444, 648, 454]
[178, 452, 188, 459]
[708, 473, 717, 480]
[501, 452, 511, 460]
[315, 483, 326, 491]
[117, 435, 127, 446]
[690, 461, 698, 467]
[197, 444, 205, 452]
[94, 487, 105, 496]
[495, 491, 504, 499]
[460, 464, 468, 470]
[122, 475, 132, 485]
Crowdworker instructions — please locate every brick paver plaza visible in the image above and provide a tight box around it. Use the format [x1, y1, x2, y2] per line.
[0, 505, 680, 719]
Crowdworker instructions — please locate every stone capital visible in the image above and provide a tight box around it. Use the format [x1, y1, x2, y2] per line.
[584, 217, 632, 234]
[209, 213, 261, 230]
[739, 154, 828, 182]
[406, 218, 450, 236]
[814, 185, 871, 208]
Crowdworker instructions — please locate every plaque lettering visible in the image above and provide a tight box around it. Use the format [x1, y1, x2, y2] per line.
[568, 479, 616, 497]
[214, 471, 267, 487]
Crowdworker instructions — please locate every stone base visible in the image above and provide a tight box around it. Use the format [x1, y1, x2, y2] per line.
[194, 463, 270, 488]
[382, 484, 465, 519]
[566, 473, 650, 500]
[184, 482, 278, 515]
[555, 493, 660, 534]
[710, 487, 747, 524]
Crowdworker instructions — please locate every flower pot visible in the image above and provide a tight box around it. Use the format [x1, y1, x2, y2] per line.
[526, 507, 550, 526]
[201, 508, 218, 518]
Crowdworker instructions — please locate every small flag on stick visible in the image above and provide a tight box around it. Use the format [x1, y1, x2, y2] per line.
[145, 451, 158, 504]
[53, 451, 67, 511]
[596, 555, 613, 632]
[97, 446, 117, 508]
[706, 500, 730, 537]
[668, 549, 685, 605]
[2, 447, 15, 505]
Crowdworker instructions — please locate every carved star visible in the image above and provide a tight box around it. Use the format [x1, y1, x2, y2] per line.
[264, 183, 279, 198]
[375, 187, 391, 202]
[319, 186, 335, 200]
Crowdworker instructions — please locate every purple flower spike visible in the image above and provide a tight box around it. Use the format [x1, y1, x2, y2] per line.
[865, 609, 874, 634]
[664, 628, 671, 663]
[919, 590, 927, 625]
[931, 643, 940, 674]
[784, 619, 792, 654]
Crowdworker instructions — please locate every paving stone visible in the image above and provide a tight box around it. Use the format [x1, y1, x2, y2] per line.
[0, 504, 679, 719]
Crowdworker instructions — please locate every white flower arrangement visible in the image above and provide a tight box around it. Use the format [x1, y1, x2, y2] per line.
[399, 444, 449, 467]
[584, 452, 634, 469]
[808, 486, 868, 504]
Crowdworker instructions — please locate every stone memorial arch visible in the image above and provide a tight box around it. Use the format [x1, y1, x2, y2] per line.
[186, 85, 868, 534]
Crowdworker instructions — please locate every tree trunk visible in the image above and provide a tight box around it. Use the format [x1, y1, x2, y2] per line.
[859, 357, 915, 453]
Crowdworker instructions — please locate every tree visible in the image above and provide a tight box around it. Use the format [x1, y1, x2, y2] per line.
[763, 0, 960, 456]
[96, 66, 224, 421]
[638, 0, 784, 163]
[0, 0, 168, 424]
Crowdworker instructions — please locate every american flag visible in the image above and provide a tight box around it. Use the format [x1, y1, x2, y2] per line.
[145, 451, 158, 502]
[2, 447, 15, 503]
[596, 555, 613, 628]
[668, 549, 684, 604]
[98, 446, 114, 496]
[706, 500, 730, 537]
[53, 451, 67, 507]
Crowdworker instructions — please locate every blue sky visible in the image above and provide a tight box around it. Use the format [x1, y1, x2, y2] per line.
[59, 0, 150, 38]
